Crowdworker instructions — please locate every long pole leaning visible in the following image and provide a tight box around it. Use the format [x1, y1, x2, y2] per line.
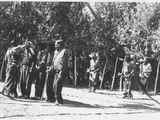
[111, 57, 118, 91]
[99, 56, 107, 89]
[74, 55, 77, 88]
[41, 70, 49, 100]
[119, 56, 126, 91]
[154, 56, 160, 95]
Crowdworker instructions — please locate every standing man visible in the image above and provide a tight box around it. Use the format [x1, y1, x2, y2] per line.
[1, 41, 28, 98]
[45, 44, 55, 101]
[50, 39, 68, 105]
[35, 44, 48, 99]
[139, 57, 152, 90]
[123, 55, 136, 98]
[19, 41, 35, 98]
[87, 51, 100, 92]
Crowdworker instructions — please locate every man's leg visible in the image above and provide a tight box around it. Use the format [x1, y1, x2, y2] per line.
[35, 72, 41, 98]
[47, 72, 55, 102]
[53, 72, 64, 104]
[26, 72, 33, 99]
[20, 66, 28, 97]
[3, 65, 17, 97]
[57, 80, 63, 104]
[39, 71, 46, 98]
[123, 78, 128, 98]
[128, 76, 133, 98]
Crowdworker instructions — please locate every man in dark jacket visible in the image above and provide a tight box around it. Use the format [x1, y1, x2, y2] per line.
[35, 44, 48, 99]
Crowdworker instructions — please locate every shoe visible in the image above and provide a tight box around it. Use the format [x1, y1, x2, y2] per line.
[41, 97, 47, 101]
[47, 99, 55, 103]
[122, 92, 128, 98]
[8, 93, 15, 98]
[128, 93, 133, 99]
[53, 101, 63, 106]
[123, 95, 128, 99]
[24, 95, 30, 99]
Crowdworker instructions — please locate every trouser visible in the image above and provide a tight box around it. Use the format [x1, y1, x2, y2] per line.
[123, 75, 134, 97]
[35, 69, 46, 98]
[89, 80, 97, 92]
[140, 73, 151, 90]
[46, 70, 54, 101]
[19, 65, 32, 97]
[89, 71, 99, 92]
[2, 64, 19, 97]
[52, 70, 65, 104]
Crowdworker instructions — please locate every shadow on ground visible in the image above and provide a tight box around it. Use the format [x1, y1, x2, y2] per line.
[41, 99, 101, 108]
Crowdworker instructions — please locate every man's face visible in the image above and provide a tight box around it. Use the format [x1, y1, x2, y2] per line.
[55, 44, 60, 49]
[55, 43, 64, 50]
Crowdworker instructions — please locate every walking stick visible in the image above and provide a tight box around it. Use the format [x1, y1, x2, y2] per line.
[41, 69, 49, 100]
[111, 57, 119, 91]
[99, 56, 107, 89]
[74, 55, 77, 88]
[154, 56, 160, 95]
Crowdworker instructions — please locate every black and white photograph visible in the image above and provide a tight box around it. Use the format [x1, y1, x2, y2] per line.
[0, 1, 160, 119]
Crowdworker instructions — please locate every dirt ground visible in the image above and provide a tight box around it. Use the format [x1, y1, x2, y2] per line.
[0, 82, 160, 120]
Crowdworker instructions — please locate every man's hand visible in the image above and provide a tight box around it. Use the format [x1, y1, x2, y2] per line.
[86, 68, 90, 73]
[46, 66, 53, 72]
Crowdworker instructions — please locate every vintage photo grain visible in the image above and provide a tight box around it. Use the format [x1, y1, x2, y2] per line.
[0, 1, 160, 120]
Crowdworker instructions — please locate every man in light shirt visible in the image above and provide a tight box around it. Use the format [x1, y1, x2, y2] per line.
[50, 39, 68, 105]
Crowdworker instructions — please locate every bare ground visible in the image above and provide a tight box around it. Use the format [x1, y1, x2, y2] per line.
[0, 82, 160, 120]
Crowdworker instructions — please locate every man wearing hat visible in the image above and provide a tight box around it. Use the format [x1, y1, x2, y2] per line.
[122, 54, 136, 98]
[49, 39, 68, 105]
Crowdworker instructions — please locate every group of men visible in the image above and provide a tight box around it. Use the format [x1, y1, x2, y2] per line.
[0, 38, 68, 105]
[122, 55, 152, 98]
[0, 36, 154, 104]
[87, 50, 152, 98]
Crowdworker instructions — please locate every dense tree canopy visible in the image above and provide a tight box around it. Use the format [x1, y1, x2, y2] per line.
[0, 2, 160, 60]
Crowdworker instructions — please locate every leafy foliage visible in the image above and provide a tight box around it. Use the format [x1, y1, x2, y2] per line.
[0, 2, 160, 58]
